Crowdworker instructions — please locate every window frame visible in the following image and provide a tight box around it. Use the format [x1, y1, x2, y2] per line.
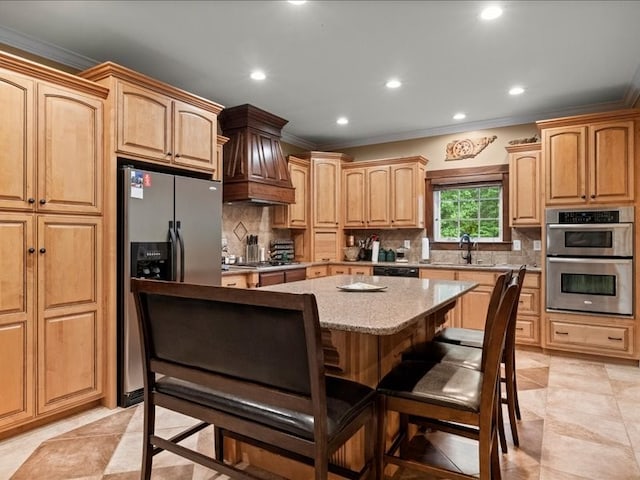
[425, 164, 512, 250]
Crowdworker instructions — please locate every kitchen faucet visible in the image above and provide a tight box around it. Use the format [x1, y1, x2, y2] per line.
[460, 233, 473, 264]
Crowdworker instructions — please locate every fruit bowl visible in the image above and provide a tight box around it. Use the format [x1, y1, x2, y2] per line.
[343, 246, 361, 262]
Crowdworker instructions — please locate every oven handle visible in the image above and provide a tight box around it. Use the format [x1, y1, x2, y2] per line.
[547, 257, 633, 265]
[547, 223, 633, 230]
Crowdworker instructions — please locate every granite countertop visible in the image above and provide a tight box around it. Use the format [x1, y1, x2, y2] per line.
[258, 275, 478, 335]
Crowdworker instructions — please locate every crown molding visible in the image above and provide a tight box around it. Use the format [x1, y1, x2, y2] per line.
[317, 101, 626, 151]
[623, 64, 640, 108]
[0, 25, 98, 70]
[281, 131, 317, 150]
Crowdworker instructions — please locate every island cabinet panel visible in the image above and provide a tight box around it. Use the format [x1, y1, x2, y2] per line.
[37, 215, 102, 414]
[0, 214, 34, 429]
[0, 71, 34, 211]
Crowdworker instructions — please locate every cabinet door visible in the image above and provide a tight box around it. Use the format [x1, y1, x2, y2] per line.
[0, 214, 34, 429]
[116, 81, 172, 162]
[390, 164, 418, 226]
[367, 166, 390, 227]
[509, 149, 540, 226]
[289, 161, 309, 228]
[589, 121, 634, 203]
[259, 271, 285, 286]
[37, 83, 103, 215]
[313, 230, 339, 262]
[343, 168, 366, 228]
[544, 126, 587, 205]
[0, 71, 34, 211]
[458, 286, 493, 330]
[313, 159, 340, 228]
[173, 100, 217, 172]
[37, 216, 102, 414]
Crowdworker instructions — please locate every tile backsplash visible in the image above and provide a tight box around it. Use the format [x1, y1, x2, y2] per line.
[223, 205, 542, 266]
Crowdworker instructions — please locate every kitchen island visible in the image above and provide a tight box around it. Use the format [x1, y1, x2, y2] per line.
[228, 274, 478, 479]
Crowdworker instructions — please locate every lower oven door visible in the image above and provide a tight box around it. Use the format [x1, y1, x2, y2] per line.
[546, 257, 633, 316]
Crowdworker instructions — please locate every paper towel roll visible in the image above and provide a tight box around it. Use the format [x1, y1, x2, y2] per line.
[371, 241, 380, 264]
[421, 237, 430, 261]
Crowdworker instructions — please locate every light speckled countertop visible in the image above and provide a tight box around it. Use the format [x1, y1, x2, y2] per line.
[258, 275, 477, 335]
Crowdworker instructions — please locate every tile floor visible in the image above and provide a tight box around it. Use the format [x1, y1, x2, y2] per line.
[2, 349, 640, 480]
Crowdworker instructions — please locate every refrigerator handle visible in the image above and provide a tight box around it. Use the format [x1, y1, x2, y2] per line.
[168, 221, 178, 282]
[176, 220, 185, 282]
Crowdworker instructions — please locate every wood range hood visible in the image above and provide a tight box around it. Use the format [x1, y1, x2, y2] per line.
[219, 104, 295, 205]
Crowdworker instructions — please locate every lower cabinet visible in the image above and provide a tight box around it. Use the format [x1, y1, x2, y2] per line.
[545, 315, 635, 358]
[329, 265, 372, 276]
[306, 265, 328, 279]
[221, 274, 248, 288]
[457, 271, 498, 330]
[0, 214, 103, 432]
[259, 268, 308, 287]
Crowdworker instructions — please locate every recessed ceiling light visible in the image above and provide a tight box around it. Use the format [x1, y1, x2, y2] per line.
[480, 5, 503, 20]
[250, 70, 266, 81]
[288, 0, 307, 5]
[509, 86, 525, 95]
[336, 117, 349, 125]
[386, 79, 402, 89]
[453, 113, 466, 120]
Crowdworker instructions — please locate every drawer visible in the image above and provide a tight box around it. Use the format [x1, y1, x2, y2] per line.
[457, 270, 497, 286]
[514, 316, 539, 345]
[517, 288, 540, 315]
[221, 274, 248, 288]
[549, 321, 631, 353]
[329, 265, 349, 276]
[306, 265, 328, 279]
[420, 268, 456, 280]
[350, 266, 372, 276]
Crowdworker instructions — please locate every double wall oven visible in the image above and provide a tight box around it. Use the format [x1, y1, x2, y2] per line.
[546, 206, 634, 317]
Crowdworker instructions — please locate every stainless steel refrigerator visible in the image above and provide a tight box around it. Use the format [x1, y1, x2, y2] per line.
[118, 166, 222, 406]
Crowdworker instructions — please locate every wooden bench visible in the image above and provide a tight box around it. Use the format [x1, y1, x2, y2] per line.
[131, 278, 377, 480]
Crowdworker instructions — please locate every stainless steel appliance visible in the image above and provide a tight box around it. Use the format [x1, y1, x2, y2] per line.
[545, 206, 634, 316]
[118, 166, 222, 406]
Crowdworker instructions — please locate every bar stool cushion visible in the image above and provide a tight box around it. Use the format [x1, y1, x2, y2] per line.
[377, 361, 482, 412]
[435, 327, 484, 348]
[402, 341, 482, 370]
[156, 375, 376, 441]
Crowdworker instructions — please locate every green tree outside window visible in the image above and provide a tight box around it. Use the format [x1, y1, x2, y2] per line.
[434, 185, 502, 241]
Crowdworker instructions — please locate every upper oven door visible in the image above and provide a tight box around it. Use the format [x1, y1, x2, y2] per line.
[546, 257, 634, 316]
[546, 223, 633, 257]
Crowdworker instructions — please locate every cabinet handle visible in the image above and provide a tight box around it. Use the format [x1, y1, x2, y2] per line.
[39, 199, 46, 205]
[39, 247, 46, 254]
[226, 282, 237, 287]
[515, 327, 524, 331]
[28, 198, 35, 204]
[322, 258, 330, 261]
[555, 331, 569, 335]
[28, 247, 35, 254]
[608, 336, 623, 341]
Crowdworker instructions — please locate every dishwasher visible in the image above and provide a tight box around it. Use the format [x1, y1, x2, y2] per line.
[372, 266, 419, 277]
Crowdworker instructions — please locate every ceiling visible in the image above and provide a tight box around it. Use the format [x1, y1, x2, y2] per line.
[1, 1, 639, 150]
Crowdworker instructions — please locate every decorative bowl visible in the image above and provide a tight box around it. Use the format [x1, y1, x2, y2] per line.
[343, 246, 361, 262]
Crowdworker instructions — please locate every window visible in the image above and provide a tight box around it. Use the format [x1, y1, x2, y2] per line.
[425, 164, 511, 248]
[434, 184, 502, 242]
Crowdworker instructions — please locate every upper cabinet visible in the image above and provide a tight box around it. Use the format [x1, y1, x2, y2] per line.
[538, 111, 636, 206]
[0, 69, 104, 214]
[506, 143, 541, 226]
[342, 156, 427, 229]
[80, 62, 223, 176]
[273, 156, 310, 229]
[312, 154, 345, 228]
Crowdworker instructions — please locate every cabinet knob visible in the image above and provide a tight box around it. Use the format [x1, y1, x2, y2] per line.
[28, 247, 35, 254]
[39, 199, 46, 205]
[175, 153, 181, 158]
[581, 195, 586, 199]
[590, 194, 596, 199]
[28, 198, 35, 204]
[166, 151, 172, 156]
[335, 222, 338, 225]
[39, 247, 46, 254]
[391, 220, 394, 223]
